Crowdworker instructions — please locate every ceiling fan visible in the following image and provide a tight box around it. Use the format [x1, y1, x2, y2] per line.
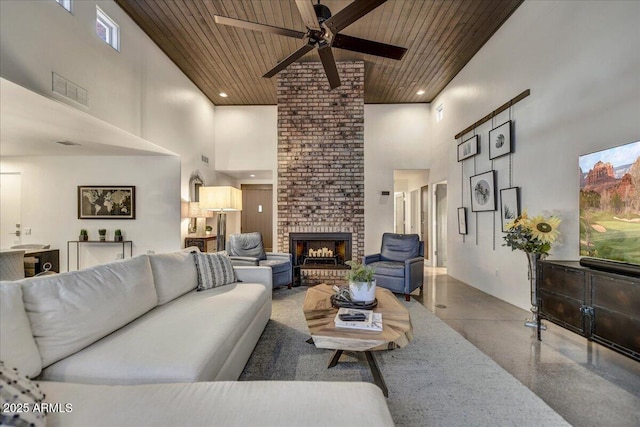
[213, 0, 407, 89]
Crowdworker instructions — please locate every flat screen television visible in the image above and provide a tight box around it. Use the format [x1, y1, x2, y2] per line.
[579, 140, 640, 265]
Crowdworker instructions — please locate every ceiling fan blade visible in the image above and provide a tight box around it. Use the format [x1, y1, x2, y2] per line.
[214, 15, 305, 39]
[317, 44, 341, 89]
[333, 33, 406, 60]
[324, 0, 387, 34]
[263, 39, 315, 78]
[295, 0, 321, 31]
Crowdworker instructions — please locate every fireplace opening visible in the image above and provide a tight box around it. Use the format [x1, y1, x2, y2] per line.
[289, 232, 352, 269]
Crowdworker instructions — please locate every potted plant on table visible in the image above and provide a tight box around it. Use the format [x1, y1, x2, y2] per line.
[114, 229, 123, 242]
[345, 260, 377, 303]
[79, 229, 88, 241]
[98, 229, 107, 242]
[205, 225, 213, 236]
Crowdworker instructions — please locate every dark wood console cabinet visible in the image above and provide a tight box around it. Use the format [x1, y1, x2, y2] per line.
[538, 260, 640, 362]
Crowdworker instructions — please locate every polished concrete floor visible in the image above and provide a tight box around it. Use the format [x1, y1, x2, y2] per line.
[413, 267, 640, 427]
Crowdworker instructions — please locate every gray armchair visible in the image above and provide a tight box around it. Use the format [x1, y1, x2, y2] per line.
[363, 233, 424, 301]
[227, 232, 293, 289]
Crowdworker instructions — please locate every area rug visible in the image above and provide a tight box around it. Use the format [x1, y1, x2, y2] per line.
[240, 287, 569, 426]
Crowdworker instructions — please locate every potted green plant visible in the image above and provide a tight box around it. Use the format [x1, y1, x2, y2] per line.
[79, 229, 88, 241]
[205, 225, 213, 236]
[345, 260, 376, 302]
[114, 229, 123, 242]
[98, 229, 107, 242]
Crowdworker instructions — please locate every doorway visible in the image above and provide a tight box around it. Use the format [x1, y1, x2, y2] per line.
[434, 182, 447, 267]
[394, 192, 405, 234]
[1, 173, 22, 249]
[421, 185, 429, 260]
[241, 184, 273, 251]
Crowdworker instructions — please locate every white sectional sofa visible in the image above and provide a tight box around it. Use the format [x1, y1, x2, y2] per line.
[1, 250, 394, 426]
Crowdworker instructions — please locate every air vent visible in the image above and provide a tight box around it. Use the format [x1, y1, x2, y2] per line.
[201, 155, 209, 165]
[52, 72, 88, 107]
[54, 140, 82, 147]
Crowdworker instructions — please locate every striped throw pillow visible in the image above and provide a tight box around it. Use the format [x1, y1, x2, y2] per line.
[192, 251, 237, 291]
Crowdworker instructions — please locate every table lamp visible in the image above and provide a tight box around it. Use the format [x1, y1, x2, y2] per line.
[199, 186, 242, 251]
[188, 202, 214, 236]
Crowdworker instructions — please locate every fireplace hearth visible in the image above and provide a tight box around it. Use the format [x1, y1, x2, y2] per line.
[289, 232, 352, 269]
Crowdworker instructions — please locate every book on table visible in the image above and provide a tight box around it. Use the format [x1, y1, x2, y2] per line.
[334, 308, 383, 331]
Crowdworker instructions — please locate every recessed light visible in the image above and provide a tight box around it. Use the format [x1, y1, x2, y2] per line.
[416, 90, 425, 95]
[250, 174, 256, 178]
[219, 92, 228, 98]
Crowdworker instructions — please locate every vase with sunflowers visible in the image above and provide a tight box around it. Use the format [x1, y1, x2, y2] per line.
[503, 210, 561, 328]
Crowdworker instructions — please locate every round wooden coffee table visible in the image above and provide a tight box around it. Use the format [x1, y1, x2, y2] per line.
[302, 284, 413, 396]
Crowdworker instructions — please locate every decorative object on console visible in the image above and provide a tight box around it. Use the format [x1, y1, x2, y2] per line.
[79, 229, 88, 241]
[199, 186, 242, 252]
[503, 211, 562, 329]
[579, 139, 640, 265]
[457, 207, 467, 235]
[188, 202, 214, 235]
[470, 170, 496, 212]
[499, 187, 520, 232]
[489, 121, 512, 160]
[114, 229, 123, 242]
[78, 185, 135, 219]
[457, 135, 479, 162]
[192, 251, 237, 291]
[345, 260, 376, 303]
[98, 229, 107, 242]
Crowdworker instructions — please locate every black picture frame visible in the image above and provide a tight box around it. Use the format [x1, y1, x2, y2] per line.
[489, 120, 512, 160]
[500, 187, 520, 232]
[470, 171, 496, 212]
[78, 186, 136, 219]
[458, 207, 468, 235]
[457, 135, 479, 162]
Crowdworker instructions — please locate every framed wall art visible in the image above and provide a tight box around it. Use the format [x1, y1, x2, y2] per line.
[457, 135, 479, 162]
[457, 207, 468, 235]
[78, 186, 136, 219]
[470, 171, 496, 212]
[500, 187, 520, 232]
[489, 120, 512, 160]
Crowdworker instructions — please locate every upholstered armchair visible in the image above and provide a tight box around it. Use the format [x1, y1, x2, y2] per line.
[227, 232, 293, 289]
[363, 233, 424, 301]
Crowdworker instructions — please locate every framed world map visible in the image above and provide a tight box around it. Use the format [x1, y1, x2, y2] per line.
[78, 186, 136, 219]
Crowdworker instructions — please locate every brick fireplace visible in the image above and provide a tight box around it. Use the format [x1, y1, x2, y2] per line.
[277, 61, 364, 286]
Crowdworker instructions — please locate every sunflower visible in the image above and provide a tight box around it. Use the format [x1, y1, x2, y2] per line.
[528, 215, 561, 244]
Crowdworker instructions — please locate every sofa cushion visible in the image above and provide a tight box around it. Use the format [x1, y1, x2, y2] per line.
[38, 381, 394, 427]
[366, 261, 405, 278]
[21, 255, 158, 367]
[39, 282, 271, 385]
[0, 283, 42, 378]
[258, 259, 290, 274]
[193, 251, 237, 291]
[149, 250, 198, 305]
[227, 232, 267, 260]
[0, 362, 46, 427]
[380, 233, 420, 262]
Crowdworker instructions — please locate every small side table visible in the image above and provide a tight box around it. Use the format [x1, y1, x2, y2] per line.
[67, 240, 133, 271]
[185, 235, 217, 253]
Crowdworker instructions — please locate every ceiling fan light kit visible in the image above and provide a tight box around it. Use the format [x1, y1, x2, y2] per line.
[213, 0, 406, 90]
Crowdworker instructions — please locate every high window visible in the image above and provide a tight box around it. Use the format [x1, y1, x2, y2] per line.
[56, 0, 72, 13]
[436, 104, 444, 122]
[96, 7, 119, 51]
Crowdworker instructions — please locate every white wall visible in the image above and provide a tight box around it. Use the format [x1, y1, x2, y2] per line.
[0, 156, 180, 270]
[0, 0, 219, 254]
[431, 0, 640, 309]
[364, 104, 431, 254]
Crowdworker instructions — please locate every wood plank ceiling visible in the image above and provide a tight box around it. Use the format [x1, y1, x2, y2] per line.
[115, 0, 523, 105]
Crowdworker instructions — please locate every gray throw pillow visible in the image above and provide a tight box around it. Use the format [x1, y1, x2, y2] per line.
[192, 251, 237, 291]
[0, 362, 46, 427]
